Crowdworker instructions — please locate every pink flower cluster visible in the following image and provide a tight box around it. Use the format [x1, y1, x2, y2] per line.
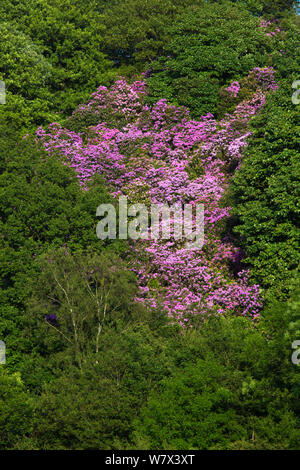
[37, 69, 278, 323]
[224, 81, 240, 97]
[75, 78, 147, 120]
[250, 67, 278, 92]
[259, 19, 281, 37]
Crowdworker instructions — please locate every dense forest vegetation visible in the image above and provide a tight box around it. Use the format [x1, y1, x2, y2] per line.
[0, 0, 299, 450]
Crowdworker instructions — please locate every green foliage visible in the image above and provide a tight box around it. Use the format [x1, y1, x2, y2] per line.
[0, 23, 55, 133]
[146, 2, 274, 118]
[230, 76, 300, 301]
[259, 281, 300, 415]
[232, 0, 298, 17]
[0, 22, 52, 98]
[100, 0, 298, 71]
[101, 0, 205, 70]
[25, 249, 139, 369]
[134, 308, 300, 450]
[20, 289, 300, 450]
[0, 136, 117, 296]
[21, 320, 174, 449]
[0, 370, 34, 449]
[0, 134, 124, 372]
[0, 0, 115, 132]
[134, 358, 247, 450]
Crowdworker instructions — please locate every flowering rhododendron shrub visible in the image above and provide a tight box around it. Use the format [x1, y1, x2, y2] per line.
[217, 67, 278, 118]
[37, 68, 278, 323]
[224, 82, 241, 98]
[66, 79, 147, 131]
